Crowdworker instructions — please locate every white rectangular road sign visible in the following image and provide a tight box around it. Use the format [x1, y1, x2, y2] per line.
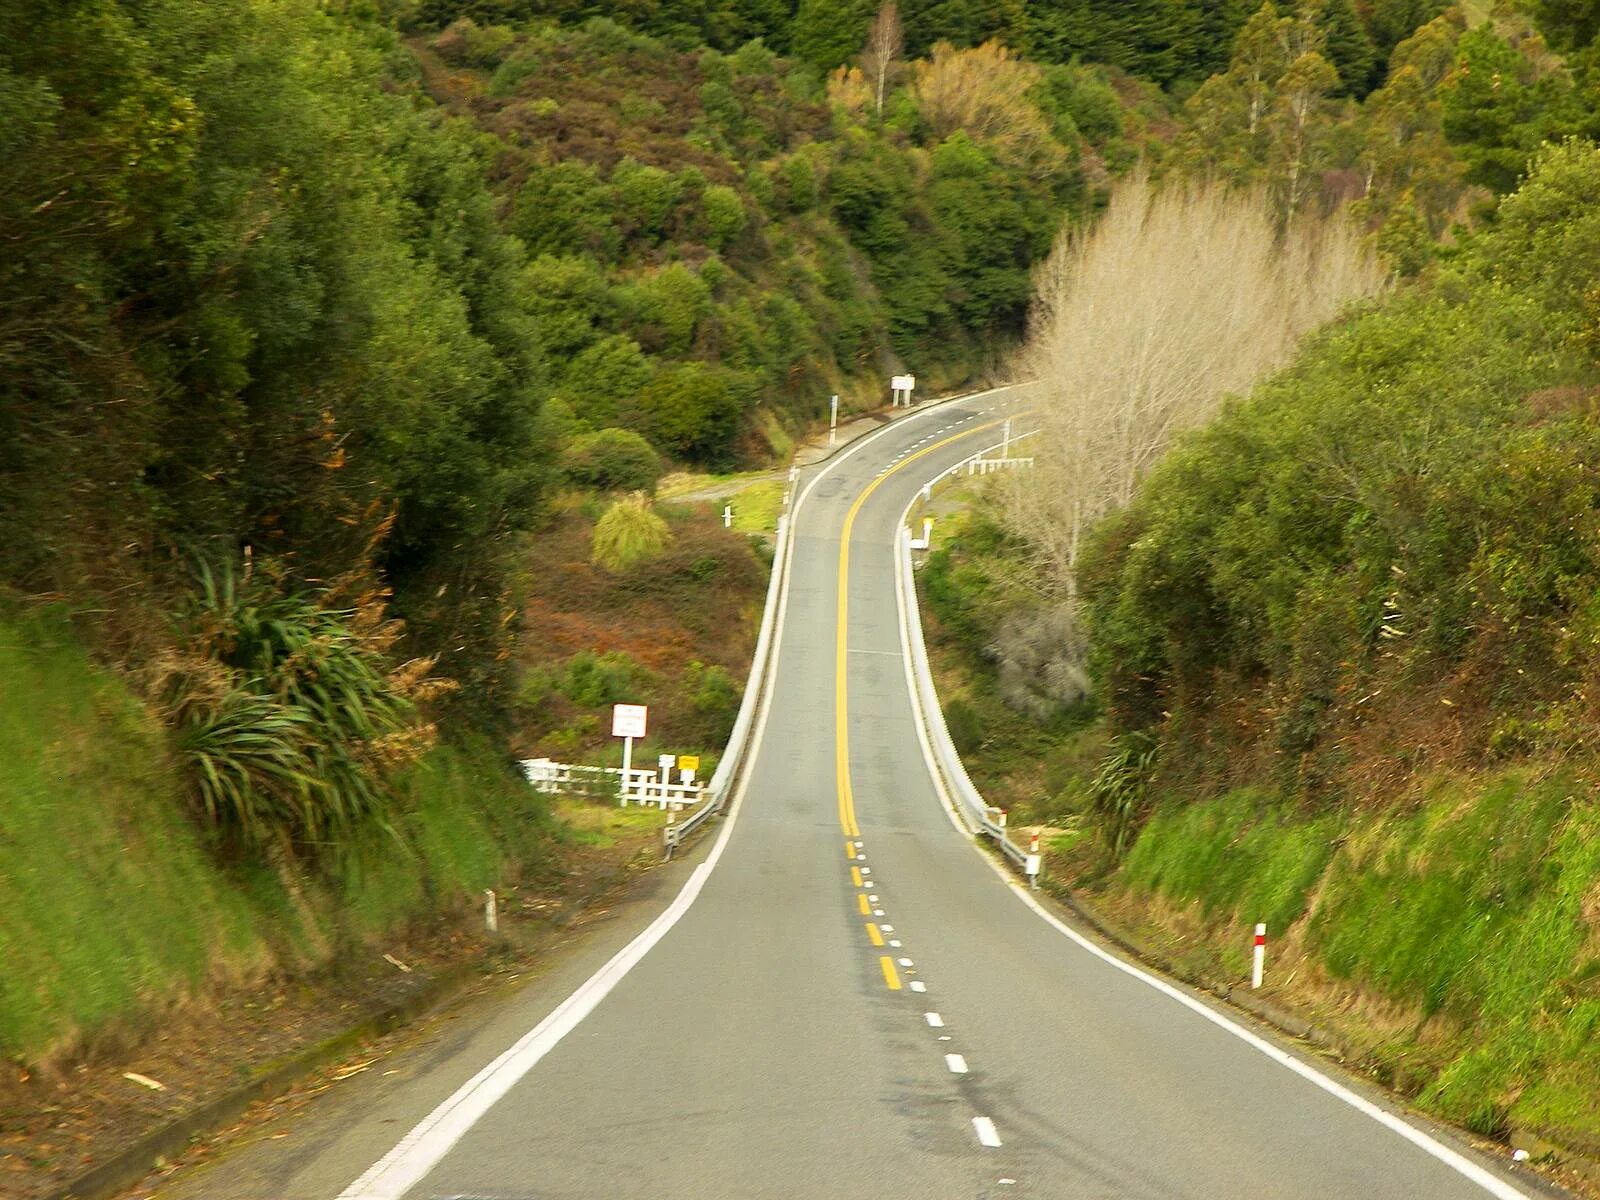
[891, 374, 915, 392]
[611, 703, 648, 739]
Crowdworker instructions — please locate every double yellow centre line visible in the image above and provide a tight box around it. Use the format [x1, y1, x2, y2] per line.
[833, 417, 1007, 838]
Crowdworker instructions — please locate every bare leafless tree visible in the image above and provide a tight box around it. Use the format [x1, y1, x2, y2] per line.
[1002, 173, 1388, 603]
[861, 1, 903, 120]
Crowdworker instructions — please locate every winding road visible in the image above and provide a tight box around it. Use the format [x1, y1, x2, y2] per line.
[156, 387, 1544, 1200]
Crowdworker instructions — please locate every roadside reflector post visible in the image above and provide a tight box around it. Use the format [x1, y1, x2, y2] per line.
[1252, 923, 1266, 989]
[830, 394, 839, 445]
[922, 517, 933, 546]
[658, 753, 675, 808]
[997, 809, 1007, 830]
[485, 889, 498, 935]
[1024, 853, 1041, 889]
[723, 504, 733, 528]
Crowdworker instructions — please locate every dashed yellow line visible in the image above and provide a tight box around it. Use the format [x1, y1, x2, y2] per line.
[858, 892, 871, 915]
[866, 923, 885, 947]
[851, 866, 863, 888]
[845, 840, 857, 861]
[834, 419, 1007, 839]
[879, 956, 902, 990]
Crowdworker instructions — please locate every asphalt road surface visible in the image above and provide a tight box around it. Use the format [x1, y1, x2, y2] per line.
[156, 387, 1545, 1200]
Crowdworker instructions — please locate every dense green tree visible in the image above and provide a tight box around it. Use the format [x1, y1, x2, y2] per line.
[790, 0, 877, 69]
[1525, 0, 1600, 52]
[1438, 25, 1566, 193]
[898, 0, 1028, 57]
[1318, 0, 1378, 96]
[636, 362, 747, 461]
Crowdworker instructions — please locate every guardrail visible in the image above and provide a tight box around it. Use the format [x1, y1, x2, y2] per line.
[896, 434, 1041, 883]
[663, 508, 793, 858]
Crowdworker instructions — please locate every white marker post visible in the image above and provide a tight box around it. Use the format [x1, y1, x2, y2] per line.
[829, 394, 839, 445]
[658, 753, 675, 806]
[1025, 830, 1041, 890]
[1252, 923, 1266, 989]
[891, 373, 916, 408]
[484, 889, 498, 934]
[921, 517, 933, 547]
[1002, 417, 1011, 457]
[611, 703, 648, 805]
[723, 504, 733, 528]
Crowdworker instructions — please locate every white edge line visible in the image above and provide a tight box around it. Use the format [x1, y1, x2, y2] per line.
[889, 456, 1534, 1200]
[336, 386, 1017, 1200]
[973, 1116, 1003, 1147]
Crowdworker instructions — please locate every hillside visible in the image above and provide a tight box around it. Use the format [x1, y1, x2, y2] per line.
[927, 66, 1600, 1170]
[11, 0, 1600, 1187]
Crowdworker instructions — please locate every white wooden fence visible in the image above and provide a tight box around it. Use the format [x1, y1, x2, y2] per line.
[520, 758, 707, 810]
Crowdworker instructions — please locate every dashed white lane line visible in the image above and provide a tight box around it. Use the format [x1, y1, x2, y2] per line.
[909, 981, 926, 993]
[973, 1117, 1003, 1148]
[925, 1013, 944, 1027]
[945, 1054, 969, 1074]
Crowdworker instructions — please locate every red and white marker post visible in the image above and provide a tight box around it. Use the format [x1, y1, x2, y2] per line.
[1024, 830, 1042, 890]
[1251, 923, 1266, 989]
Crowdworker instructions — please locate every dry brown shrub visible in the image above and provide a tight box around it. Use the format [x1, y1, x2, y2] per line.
[1003, 173, 1389, 601]
[913, 40, 1063, 175]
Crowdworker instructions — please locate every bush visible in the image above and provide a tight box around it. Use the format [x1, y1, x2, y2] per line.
[944, 696, 982, 755]
[701, 184, 746, 248]
[563, 427, 665, 491]
[686, 659, 740, 719]
[636, 362, 746, 462]
[591, 492, 674, 570]
[561, 650, 655, 707]
[156, 563, 443, 855]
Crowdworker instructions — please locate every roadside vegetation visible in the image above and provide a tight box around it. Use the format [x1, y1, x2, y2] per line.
[0, 0, 1131, 1077]
[924, 2, 1600, 1157]
[12, 0, 1600, 1178]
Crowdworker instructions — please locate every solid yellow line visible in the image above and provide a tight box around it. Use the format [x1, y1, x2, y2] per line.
[851, 866, 863, 888]
[835, 418, 1008, 839]
[879, 956, 902, 990]
[866, 922, 884, 946]
[858, 892, 871, 915]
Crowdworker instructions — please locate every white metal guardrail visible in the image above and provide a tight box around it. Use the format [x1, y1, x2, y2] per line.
[897, 432, 1042, 882]
[662, 508, 793, 857]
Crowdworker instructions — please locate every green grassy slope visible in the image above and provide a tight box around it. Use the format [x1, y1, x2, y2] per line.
[1120, 776, 1600, 1141]
[0, 608, 548, 1065]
